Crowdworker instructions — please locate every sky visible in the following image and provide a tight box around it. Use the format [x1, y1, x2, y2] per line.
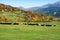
[0, 0, 60, 8]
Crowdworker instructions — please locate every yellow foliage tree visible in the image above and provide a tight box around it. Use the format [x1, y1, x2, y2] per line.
[48, 16, 54, 21]
[4, 17, 10, 23]
[32, 16, 40, 22]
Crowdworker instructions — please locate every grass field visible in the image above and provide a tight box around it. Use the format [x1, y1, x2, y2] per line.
[0, 22, 60, 40]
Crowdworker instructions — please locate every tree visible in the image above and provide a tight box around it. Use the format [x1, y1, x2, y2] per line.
[4, 17, 10, 23]
[17, 16, 22, 22]
[0, 16, 2, 22]
[48, 16, 54, 21]
[31, 16, 40, 22]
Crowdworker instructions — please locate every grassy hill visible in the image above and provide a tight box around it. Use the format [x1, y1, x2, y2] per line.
[0, 3, 55, 23]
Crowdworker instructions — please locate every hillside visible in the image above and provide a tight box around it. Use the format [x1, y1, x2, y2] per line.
[0, 3, 54, 23]
[28, 1, 60, 17]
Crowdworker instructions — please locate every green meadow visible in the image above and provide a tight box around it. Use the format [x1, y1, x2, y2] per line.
[0, 22, 60, 40]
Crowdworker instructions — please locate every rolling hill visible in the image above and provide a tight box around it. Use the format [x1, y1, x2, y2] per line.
[0, 3, 54, 22]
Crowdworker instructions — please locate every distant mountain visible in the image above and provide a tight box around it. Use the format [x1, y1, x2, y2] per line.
[18, 7, 28, 11]
[28, 1, 60, 17]
[18, 7, 25, 9]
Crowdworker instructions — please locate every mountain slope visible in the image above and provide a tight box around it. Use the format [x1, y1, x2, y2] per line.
[28, 1, 60, 17]
[0, 4, 37, 22]
[0, 3, 54, 22]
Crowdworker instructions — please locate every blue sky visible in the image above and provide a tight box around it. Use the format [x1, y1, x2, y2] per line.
[0, 0, 60, 8]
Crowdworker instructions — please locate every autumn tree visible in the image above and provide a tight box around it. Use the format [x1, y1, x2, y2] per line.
[31, 16, 40, 22]
[4, 16, 10, 23]
[17, 16, 22, 22]
[0, 16, 2, 22]
[48, 16, 54, 21]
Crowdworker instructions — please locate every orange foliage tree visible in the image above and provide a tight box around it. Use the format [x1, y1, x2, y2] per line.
[31, 16, 40, 22]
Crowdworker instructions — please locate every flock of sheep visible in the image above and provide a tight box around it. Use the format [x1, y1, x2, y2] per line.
[0, 22, 56, 27]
